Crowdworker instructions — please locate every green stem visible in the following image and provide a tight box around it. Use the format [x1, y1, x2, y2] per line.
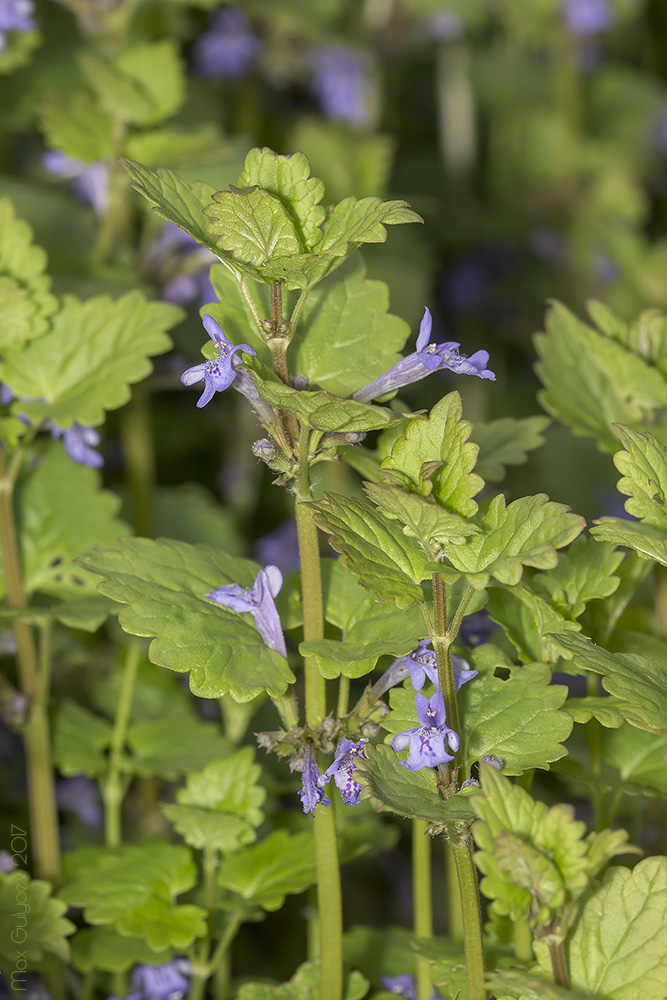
[273, 690, 299, 729]
[445, 839, 463, 943]
[654, 564, 667, 640]
[238, 273, 266, 338]
[513, 917, 533, 965]
[287, 288, 310, 342]
[447, 586, 475, 644]
[547, 939, 570, 989]
[120, 385, 155, 537]
[336, 676, 350, 719]
[452, 831, 486, 1000]
[413, 819, 433, 1000]
[0, 454, 60, 884]
[295, 423, 342, 1000]
[189, 847, 221, 1000]
[103, 643, 141, 848]
[431, 574, 460, 761]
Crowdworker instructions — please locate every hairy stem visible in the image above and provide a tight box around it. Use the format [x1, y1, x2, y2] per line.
[413, 819, 433, 1000]
[452, 830, 486, 1000]
[103, 643, 141, 848]
[431, 573, 460, 759]
[445, 839, 463, 943]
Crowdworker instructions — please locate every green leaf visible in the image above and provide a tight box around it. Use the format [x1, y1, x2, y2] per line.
[206, 265, 271, 361]
[567, 857, 667, 999]
[470, 416, 550, 483]
[162, 806, 254, 854]
[443, 494, 585, 590]
[586, 300, 667, 377]
[534, 301, 667, 452]
[0, 870, 74, 964]
[354, 743, 476, 823]
[458, 649, 573, 775]
[205, 185, 304, 266]
[217, 830, 317, 910]
[70, 926, 170, 974]
[121, 159, 219, 252]
[0, 197, 58, 350]
[486, 969, 592, 1000]
[14, 442, 129, 598]
[237, 961, 368, 1000]
[77, 538, 295, 702]
[314, 196, 422, 255]
[486, 583, 582, 662]
[53, 699, 112, 778]
[533, 536, 623, 619]
[546, 631, 667, 733]
[237, 147, 326, 249]
[308, 493, 428, 607]
[82, 42, 185, 127]
[290, 258, 410, 395]
[173, 747, 264, 821]
[602, 726, 667, 796]
[380, 393, 483, 517]
[589, 518, 667, 566]
[40, 92, 115, 162]
[152, 484, 244, 555]
[126, 716, 230, 779]
[365, 482, 480, 548]
[60, 842, 206, 951]
[1, 291, 180, 428]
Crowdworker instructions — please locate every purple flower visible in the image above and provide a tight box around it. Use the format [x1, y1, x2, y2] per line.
[148, 223, 217, 307]
[56, 775, 103, 828]
[298, 743, 330, 816]
[382, 975, 443, 1000]
[592, 252, 620, 284]
[180, 315, 258, 408]
[562, 0, 614, 36]
[193, 7, 263, 80]
[42, 151, 109, 216]
[50, 423, 103, 468]
[310, 47, 371, 127]
[458, 612, 498, 648]
[391, 691, 459, 771]
[351, 308, 495, 403]
[109, 958, 190, 1000]
[254, 519, 300, 573]
[318, 738, 368, 805]
[480, 754, 503, 770]
[206, 565, 287, 657]
[0, 0, 36, 50]
[390, 643, 478, 693]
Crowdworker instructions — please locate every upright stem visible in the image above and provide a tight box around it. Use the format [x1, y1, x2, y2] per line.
[431, 573, 460, 754]
[445, 840, 463, 943]
[0, 453, 60, 884]
[547, 939, 570, 989]
[413, 819, 433, 1000]
[452, 831, 486, 1000]
[120, 385, 155, 538]
[103, 643, 141, 848]
[654, 564, 667, 640]
[295, 424, 342, 1000]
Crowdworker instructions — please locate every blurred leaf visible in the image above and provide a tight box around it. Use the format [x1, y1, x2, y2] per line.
[217, 830, 317, 911]
[567, 858, 667, 999]
[486, 969, 591, 1000]
[602, 726, 667, 796]
[470, 416, 549, 483]
[0, 197, 58, 350]
[291, 119, 395, 202]
[309, 493, 428, 607]
[70, 926, 170, 974]
[53, 699, 112, 778]
[78, 538, 295, 702]
[1, 291, 180, 428]
[290, 258, 410, 395]
[82, 42, 185, 127]
[122, 159, 218, 251]
[355, 743, 476, 822]
[175, 747, 264, 822]
[152, 484, 244, 555]
[533, 536, 623, 619]
[40, 92, 115, 162]
[589, 518, 667, 566]
[61, 842, 205, 950]
[126, 717, 230, 780]
[486, 582, 581, 663]
[237, 962, 368, 1000]
[0, 871, 74, 963]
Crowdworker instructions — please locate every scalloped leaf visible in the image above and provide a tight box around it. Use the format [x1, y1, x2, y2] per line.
[53, 699, 112, 778]
[237, 147, 326, 249]
[380, 392, 483, 517]
[217, 830, 317, 911]
[441, 494, 585, 590]
[126, 716, 230, 779]
[122, 158, 218, 250]
[308, 492, 428, 607]
[314, 196, 422, 255]
[1, 291, 180, 428]
[0, 197, 58, 350]
[486, 583, 582, 663]
[533, 536, 623, 619]
[470, 415, 550, 483]
[77, 538, 295, 702]
[70, 926, 170, 974]
[205, 186, 304, 266]
[0, 871, 75, 963]
[365, 482, 480, 548]
[237, 961, 368, 1000]
[567, 857, 667, 999]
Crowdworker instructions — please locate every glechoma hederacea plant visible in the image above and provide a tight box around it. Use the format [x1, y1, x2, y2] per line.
[2, 143, 667, 1000]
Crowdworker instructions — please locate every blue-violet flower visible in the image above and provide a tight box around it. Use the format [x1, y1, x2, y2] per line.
[109, 957, 190, 1000]
[0, 0, 36, 50]
[299, 743, 330, 816]
[206, 565, 287, 657]
[42, 151, 109, 216]
[180, 315, 260, 409]
[391, 691, 459, 771]
[318, 738, 368, 805]
[50, 423, 103, 468]
[193, 7, 263, 79]
[562, 0, 614, 36]
[310, 46, 371, 127]
[351, 307, 494, 403]
[390, 642, 478, 693]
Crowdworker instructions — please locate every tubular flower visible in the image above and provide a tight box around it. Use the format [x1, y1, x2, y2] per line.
[298, 743, 330, 816]
[181, 315, 257, 408]
[351, 307, 495, 403]
[50, 423, 103, 468]
[206, 565, 287, 657]
[391, 691, 459, 771]
[318, 738, 368, 805]
[390, 642, 478, 693]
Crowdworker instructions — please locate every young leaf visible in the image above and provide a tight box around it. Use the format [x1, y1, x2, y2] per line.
[0, 197, 57, 350]
[442, 494, 585, 590]
[533, 536, 623, 619]
[53, 699, 112, 778]
[314, 196, 422, 255]
[1, 291, 180, 428]
[237, 147, 326, 249]
[546, 631, 667, 733]
[60, 842, 206, 951]
[78, 538, 295, 702]
[217, 830, 317, 911]
[567, 857, 667, 999]
[470, 415, 549, 483]
[365, 482, 480, 548]
[121, 158, 219, 251]
[486, 583, 582, 663]
[354, 744, 476, 823]
[308, 493, 428, 607]
[380, 392, 483, 517]
[289, 258, 410, 395]
[237, 961, 368, 1000]
[0, 871, 74, 963]
[534, 301, 667, 452]
[204, 186, 304, 267]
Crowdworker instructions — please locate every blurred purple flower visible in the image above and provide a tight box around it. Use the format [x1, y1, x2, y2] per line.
[109, 958, 190, 1000]
[592, 252, 620, 284]
[180, 315, 257, 408]
[299, 743, 330, 816]
[531, 228, 568, 267]
[423, 10, 463, 41]
[206, 564, 287, 657]
[149, 223, 217, 307]
[318, 738, 368, 805]
[562, 0, 614, 36]
[458, 611, 498, 648]
[382, 975, 417, 1000]
[56, 775, 103, 828]
[0, 850, 16, 872]
[50, 423, 103, 468]
[352, 307, 494, 403]
[42, 151, 108, 215]
[310, 47, 371, 127]
[481, 754, 503, 770]
[0, 0, 36, 50]
[254, 519, 300, 574]
[193, 7, 262, 79]
[392, 691, 459, 771]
